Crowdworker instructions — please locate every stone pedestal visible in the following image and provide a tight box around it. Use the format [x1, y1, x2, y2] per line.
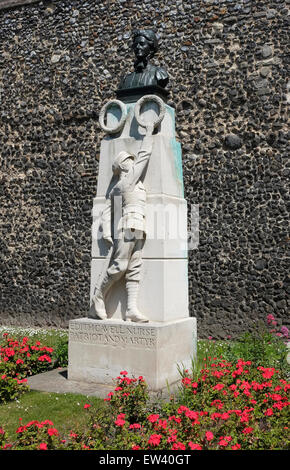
[68, 97, 196, 393]
[68, 317, 196, 391]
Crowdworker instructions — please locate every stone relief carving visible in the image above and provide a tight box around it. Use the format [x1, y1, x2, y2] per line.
[89, 96, 165, 323]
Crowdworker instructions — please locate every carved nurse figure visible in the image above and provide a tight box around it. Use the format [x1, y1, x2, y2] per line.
[89, 125, 154, 323]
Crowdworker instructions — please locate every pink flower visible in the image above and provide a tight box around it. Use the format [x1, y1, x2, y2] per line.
[39, 443, 48, 450]
[266, 314, 275, 324]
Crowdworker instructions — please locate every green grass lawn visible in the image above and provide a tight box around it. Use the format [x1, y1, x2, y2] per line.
[0, 390, 104, 441]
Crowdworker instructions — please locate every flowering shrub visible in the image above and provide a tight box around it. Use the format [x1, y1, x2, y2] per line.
[9, 420, 64, 450]
[0, 374, 28, 404]
[201, 314, 290, 377]
[104, 371, 149, 423]
[89, 361, 288, 450]
[0, 333, 54, 379]
[0, 362, 289, 450]
[0, 332, 54, 403]
[167, 357, 290, 450]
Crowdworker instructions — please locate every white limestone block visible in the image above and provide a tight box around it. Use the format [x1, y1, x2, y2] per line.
[68, 317, 197, 391]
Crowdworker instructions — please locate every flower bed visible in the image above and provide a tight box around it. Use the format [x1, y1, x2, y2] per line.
[0, 317, 289, 450]
[0, 361, 289, 450]
[0, 333, 54, 404]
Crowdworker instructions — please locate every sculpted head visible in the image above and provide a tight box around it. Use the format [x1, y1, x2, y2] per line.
[112, 151, 135, 176]
[132, 29, 158, 63]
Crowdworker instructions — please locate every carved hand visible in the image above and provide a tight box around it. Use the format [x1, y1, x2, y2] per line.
[146, 123, 154, 136]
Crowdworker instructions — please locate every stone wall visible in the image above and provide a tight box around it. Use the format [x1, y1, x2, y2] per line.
[0, 0, 289, 338]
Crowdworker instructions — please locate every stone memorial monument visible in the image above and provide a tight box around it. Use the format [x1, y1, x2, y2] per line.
[68, 29, 197, 393]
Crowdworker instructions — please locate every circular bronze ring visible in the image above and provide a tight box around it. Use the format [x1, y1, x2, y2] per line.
[134, 94, 166, 130]
[99, 99, 127, 134]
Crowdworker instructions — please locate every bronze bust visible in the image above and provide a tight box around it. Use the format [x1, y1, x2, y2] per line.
[117, 29, 169, 102]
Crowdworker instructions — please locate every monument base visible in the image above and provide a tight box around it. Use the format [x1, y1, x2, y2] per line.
[68, 317, 196, 392]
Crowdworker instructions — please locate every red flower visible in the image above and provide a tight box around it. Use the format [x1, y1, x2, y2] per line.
[147, 414, 159, 423]
[177, 405, 188, 414]
[115, 413, 126, 427]
[38, 355, 52, 363]
[188, 442, 202, 450]
[42, 420, 54, 426]
[172, 442, 186, 450]
[16, 426, 26, 434]
[39, 443, 48, 450]
[242, 427, 253, 434]
[148, 434, 162, 446]
[47, 428, 58, 436]
[84, 403, 91, 409]
[219, 439, 229, 447]
[182, 377, 191, 386]
[120, 370, 128, 376]
[232, 443, 241, 450]
[264, 408, 273, 416]
[213, 383, 225, 391]
[185, 410, 199, 420]
[129, 423, 141, 430]
[205, 431, 214, 441]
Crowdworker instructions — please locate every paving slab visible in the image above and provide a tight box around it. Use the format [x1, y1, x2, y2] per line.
[27, 367, 178, 401]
